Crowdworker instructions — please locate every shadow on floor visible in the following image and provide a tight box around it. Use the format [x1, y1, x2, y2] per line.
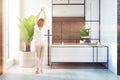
[51, 62, 108, 69]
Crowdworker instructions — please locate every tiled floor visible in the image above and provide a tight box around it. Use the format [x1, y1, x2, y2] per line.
[0, 63, 120, 80]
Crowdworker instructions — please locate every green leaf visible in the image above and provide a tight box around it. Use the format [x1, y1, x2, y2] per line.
[18, 23, 30, 43]
[80, 26, 89, 36]
[18, 15, 37, 51]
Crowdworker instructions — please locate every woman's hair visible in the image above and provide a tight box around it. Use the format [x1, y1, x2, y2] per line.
[37, 18, 44, 27]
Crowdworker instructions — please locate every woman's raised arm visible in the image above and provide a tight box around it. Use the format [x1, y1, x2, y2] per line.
[36, 8, 46, 23]
[42, 8, 46, 23]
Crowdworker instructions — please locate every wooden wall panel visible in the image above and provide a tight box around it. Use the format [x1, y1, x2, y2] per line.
[0, 0, 3, 75]
[52, 17, 85, 44]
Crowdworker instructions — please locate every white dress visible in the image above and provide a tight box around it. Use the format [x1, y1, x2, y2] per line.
[33, 24, 45, 43]
[32, 24, 45, 67]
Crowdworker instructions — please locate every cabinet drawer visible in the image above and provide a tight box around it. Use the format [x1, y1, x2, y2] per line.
[69, 0, 84, 4]
[53, 0, 68, 4]
[51, 47, 93, 62]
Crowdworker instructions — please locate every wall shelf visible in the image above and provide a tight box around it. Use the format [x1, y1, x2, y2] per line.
[53, 0, 85, 5]
[49, 0, 108, 67]
[52, 0, 100, 44]
[52, 3, 85, 5]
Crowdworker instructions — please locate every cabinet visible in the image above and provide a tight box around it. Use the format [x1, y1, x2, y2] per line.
[53, 0, 68, 4]
[51, 47, 93, 62]
[53, 5, 84, 17]
[69, 0, 84, 4]
[50, 45, 108, 63]
[53, 0, 84, 4]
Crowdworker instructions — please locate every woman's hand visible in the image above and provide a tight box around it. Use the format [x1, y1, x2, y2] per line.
[42, 8, 46, 23]
[36, 8, 46, 23]
[41, 8, 44, 11]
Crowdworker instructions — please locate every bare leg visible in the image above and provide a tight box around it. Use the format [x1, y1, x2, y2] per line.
[35, 44, 41, 74]
[40, 45, 45, 73]
[35, 42, 45, 73]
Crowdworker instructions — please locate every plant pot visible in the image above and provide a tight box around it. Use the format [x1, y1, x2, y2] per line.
[19, 51, 35, 67]
[80, 40, 84, 43]
[81, 36, 90, 43]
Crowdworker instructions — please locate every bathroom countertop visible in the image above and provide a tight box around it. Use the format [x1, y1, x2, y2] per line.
[51, 43, 107, 47]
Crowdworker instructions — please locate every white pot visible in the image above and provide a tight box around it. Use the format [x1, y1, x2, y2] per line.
[80, 40, 84, 43]
[19, 51, 35, 67]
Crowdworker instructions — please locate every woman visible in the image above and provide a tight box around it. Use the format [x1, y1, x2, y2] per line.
[33, 8, 46, 74]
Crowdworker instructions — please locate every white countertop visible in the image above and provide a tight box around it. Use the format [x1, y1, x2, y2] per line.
[51, 43, 106, 47]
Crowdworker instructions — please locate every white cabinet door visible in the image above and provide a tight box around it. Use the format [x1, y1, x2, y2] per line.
[51, 47, 93, 62]
[85, 0, 99, 20]
[98, 47, 107, 62]
[53, 5, 84, 17]
[69, 0, 84, 4]
[53, 0, 68, 4]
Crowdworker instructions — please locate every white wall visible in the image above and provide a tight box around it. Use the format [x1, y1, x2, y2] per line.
[20, 0, 52, 65]
[2, 0, 20, 71]
[101, 0, 117, 74]
[8, 0, 20, 63]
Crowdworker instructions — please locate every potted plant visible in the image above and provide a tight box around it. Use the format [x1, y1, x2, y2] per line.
[18, 15, 36, 67]
[80, 26, 90, 43]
